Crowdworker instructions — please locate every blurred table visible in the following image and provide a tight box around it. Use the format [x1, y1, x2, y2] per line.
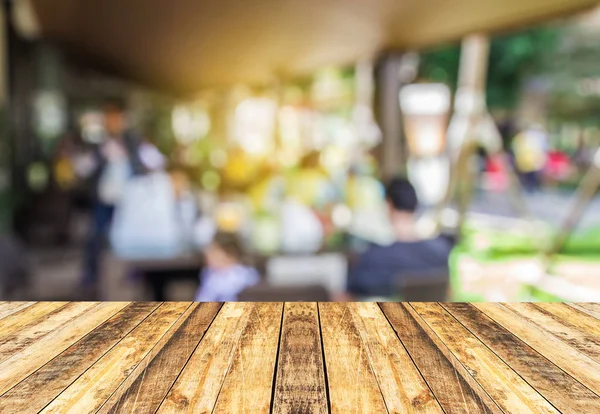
[122, 253, 204, 301]
[0, 302, 599, 412]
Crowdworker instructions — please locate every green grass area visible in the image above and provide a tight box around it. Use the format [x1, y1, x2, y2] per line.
[449, 220, 600, 301]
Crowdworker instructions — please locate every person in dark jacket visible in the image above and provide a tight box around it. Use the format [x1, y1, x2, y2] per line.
[345, 177, 453, 299]
[79, 102, 147, 299]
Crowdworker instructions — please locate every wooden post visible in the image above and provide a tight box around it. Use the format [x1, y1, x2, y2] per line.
[548, 149, 600, 257]
[440, 34, 532, 235]
[375, 54, 405, 180]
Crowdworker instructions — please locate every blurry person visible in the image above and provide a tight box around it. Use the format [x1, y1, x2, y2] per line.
[194, 232, 259, 301]
[51, 130, 84, 244]
[512, 124, 548, 193]
[343, 178, 453, 299]
[78, 102, 153, 298]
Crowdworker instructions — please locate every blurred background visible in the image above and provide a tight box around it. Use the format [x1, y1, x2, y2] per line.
[1, 0, 600, 302]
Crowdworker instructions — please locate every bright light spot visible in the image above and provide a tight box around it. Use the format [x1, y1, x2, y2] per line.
[234, 97, 277, 155]
[279, 106, 302, 147]
[407, 157, 449, 205]
[415, 215, 437, 238]
[594, 148, 600, 168]
[172, 105, 210, 144]
[216, 202, 245, 232]
[332, 204, 352, 228]
[399, 83, 451, 115]
[441, 208, 459, 228]
[352, 104, 381, 148]
[34, 91, 67, 139]
[279, 148, 300, 168]
[320, 145, 348, 173]
[80, 112, 105, 144]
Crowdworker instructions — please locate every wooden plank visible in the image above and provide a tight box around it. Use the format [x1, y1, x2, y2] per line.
[380, 303, 502, 414]
[0, 302, 127, 395]
[444, 303, 600, 413]
[475, 303, 600, 395]
[535, 302, 600, 337]
[97, 302, 222, 414]
[411, 303, 559, 413]
[157, 303, 254, 413]
[0, 302, 68, 338]
[0, 302, 97, 365]
[0, 302, 35, 321]
[319, 302, 388, 414]
[348, 302, 442, 414]
[505, 302, 600, 363]
[40, 302, 191, 414]
[213, 303, 283, 414]
[0, 303, 158, 412]
[569, 303, 600, 320]
[272, 302, 328, 414]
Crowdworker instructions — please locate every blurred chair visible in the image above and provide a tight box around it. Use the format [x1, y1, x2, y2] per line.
[265, 253, 347, 295]
[395, 268, 450, 302]
[238, 283, 330, 302]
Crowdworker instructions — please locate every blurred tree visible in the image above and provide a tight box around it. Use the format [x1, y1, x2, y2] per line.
[542, 20, 600, 124]
[419, 26, 561, 110]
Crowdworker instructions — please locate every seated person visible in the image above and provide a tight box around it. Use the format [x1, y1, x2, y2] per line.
[345, 178, 453, 299]
[194, 232, 260, 302]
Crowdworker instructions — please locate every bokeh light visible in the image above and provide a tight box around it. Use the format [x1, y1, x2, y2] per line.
[234, 97, 277, 155]
[171, 104, 211, 144]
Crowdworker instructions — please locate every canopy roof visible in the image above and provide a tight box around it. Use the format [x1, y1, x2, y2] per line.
[31, 0, 598, 93]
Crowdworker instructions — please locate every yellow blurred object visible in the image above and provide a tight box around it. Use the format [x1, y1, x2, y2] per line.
[215, 203, 244, 232]
[287, 169, 328, 206]
[223, 150, 260, 187]
[347, 175, 383, 210]
[248, 178, 271, 211]
[54, 158, 76, 189]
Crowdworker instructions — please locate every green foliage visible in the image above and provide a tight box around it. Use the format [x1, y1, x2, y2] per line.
[419, 26, 561, 109]
[543, 24, 600, 123]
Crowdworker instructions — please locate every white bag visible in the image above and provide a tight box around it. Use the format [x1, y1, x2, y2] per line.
[280, 200, 323, 254]
[109, 172, 189, 259]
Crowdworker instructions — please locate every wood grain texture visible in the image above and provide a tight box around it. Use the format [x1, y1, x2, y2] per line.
[98, 302, 222, 414]
[0, 302, 68, 338]
[0, 302, 598, 413]
[0, 302, 98, 364]
[0, 302, 35, 321]
[0, 302, 128, 395]
[41, 302, 191, 414]
[272, 302, 329, 414]
[568, 303, 600, 320]
[380, 303, 502, 414]
[475, 302, 600, 395]
[0, 302, 159, 413]
[157, 302, 254, 413]
[411, 302, 559, 413]
[213, 303, 283, 414]
[505, 302, 600, 363]
[319, 302, 388, 414]
[535, 302, 600, 337]
[443, 302, 600, 413]
[348, 302, 443, 414]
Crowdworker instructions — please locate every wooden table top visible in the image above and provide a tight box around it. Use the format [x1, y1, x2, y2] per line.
[0, 302, 599, 413]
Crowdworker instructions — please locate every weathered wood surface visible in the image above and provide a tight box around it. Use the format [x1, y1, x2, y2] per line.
[0, 302, 598, 413]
